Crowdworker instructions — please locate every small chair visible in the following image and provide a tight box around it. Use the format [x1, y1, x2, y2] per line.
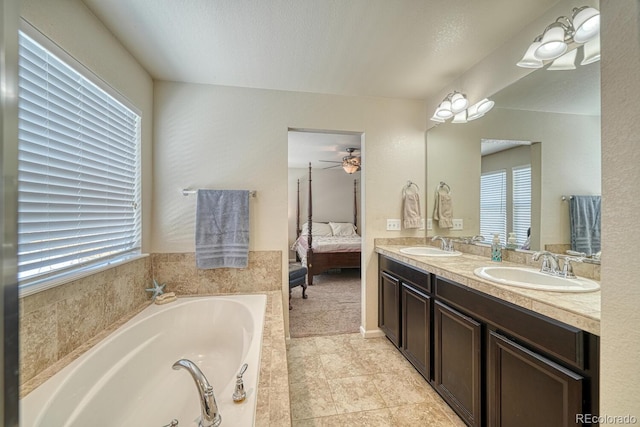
[289, 263, 308, 310]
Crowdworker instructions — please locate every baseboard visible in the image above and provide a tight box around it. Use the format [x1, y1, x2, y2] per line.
[359, 325, 386, 338]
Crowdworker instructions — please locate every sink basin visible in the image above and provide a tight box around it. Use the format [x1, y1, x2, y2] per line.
[473, 266, 600, 293]
[399, 246, 462, 257]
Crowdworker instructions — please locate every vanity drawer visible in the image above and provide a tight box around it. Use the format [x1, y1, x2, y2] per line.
[434, 276, 585, 370]
[379, 255, 430, 293]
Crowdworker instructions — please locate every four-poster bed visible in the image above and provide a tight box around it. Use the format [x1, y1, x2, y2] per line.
[292, 163, 361, 286]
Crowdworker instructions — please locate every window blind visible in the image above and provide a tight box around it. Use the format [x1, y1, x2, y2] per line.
[512, 165, 532, 246]
[17, 30, 141, 284]
[480, 170, 506, 245]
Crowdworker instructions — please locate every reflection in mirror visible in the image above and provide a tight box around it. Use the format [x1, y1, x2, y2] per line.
[426, 61, 600, 254]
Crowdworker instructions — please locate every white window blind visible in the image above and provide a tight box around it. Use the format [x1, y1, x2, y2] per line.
[480, 170, 506, 245]
[512, 165, 532, 246]
[17, 30, 141, 285]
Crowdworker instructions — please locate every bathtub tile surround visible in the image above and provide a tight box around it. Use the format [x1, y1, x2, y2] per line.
[151, 251, 282, 294]
[256, 291, 292, 427]
[21, 290, 291, 426]
[287, 334, 464, 426]
[19, 256, 151, 390]
[20, 250, 284, 399]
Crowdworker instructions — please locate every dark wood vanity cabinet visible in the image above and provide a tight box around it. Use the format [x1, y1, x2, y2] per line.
[378, 255, 431, 379]
[401, 283, 431, 378]
[434, 301, 482, 427]
[378, 271, 400, 347]
[488, 331, 584, 427]
[378, 254, 600, 427]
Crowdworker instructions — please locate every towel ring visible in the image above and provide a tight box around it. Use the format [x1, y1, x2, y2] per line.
[438, 181, 451, 193]
[404, 180, 420, 196]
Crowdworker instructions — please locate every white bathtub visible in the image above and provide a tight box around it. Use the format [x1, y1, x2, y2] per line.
[21, 294, 267, 427]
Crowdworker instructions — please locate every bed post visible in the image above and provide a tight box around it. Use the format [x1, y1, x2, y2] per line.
[296, 179, 301, 238]
[353, 179, 358, 230]
[307, 163, 314, 286]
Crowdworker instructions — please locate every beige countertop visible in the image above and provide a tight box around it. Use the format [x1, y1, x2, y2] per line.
[375, 244, 601, 336]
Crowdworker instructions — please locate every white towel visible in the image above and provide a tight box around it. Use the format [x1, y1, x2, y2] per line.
[403, 193, 422, 229]
[195, 190, 249, 269]
[433, 189, 453, 228]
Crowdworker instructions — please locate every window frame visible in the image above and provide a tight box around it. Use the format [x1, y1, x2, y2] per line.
[17, 21, 143, 297]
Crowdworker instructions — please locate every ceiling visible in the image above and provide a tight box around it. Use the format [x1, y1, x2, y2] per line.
[81, 0, 569, 168]
[81, 0, 559, 101]
[288, 131, 361, 169]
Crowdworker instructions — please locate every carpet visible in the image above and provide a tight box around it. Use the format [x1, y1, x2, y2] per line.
[289, 268, 361, 338]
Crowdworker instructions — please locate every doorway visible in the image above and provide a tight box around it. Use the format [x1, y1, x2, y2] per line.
[287, 129, 363, 337]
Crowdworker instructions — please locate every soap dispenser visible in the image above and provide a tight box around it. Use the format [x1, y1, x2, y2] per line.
[491, 233, 502, 262]
[506, 232, 518, 250]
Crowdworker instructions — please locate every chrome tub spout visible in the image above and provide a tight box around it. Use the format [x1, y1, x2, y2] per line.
[172, 359, 221, 427]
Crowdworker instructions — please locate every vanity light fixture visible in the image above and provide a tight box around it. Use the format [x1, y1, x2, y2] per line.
[433, 91, 468, 121]
[548, 49, 577, 71]
[581, 34, 600, 65]
[517, 5, 600, 69]
[431, 93, 494, 124]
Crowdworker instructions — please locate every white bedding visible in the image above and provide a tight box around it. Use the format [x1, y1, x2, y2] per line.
[292, 235, 361, 263]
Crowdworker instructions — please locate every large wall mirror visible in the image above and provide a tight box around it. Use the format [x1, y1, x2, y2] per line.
[426, 60, 600, 253]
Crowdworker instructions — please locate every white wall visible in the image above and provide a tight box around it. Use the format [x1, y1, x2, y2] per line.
[600, 0, 640, 419]
[427, 108, 600, 249]
[21, 0, 154, 252]
[153, 81, 426, 333]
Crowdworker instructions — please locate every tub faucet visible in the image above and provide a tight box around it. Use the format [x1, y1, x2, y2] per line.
[172, 359, 222, 427]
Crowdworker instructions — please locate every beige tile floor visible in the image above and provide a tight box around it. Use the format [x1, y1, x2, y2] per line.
[287, 333, 466, 426]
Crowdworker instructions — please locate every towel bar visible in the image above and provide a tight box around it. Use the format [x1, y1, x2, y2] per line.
[182, 189, 257, 197]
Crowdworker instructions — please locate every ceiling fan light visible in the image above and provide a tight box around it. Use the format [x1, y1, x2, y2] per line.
[547, 48, 577, 70]
[572, 6, 600, 43]
[476, 98, 495, 114]
[534, 24, 568, 60]
[581, 35, 600, 65]
[517, 41, 544, 68]
[342, 160, 360, 174]
[450, 92, 468, 113]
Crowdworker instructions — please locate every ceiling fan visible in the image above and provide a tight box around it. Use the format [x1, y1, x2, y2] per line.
[319, 147, 361, 174]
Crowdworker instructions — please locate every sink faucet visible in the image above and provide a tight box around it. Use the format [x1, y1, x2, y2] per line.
[173, 359, 222, 427]
[532, 251, 560, 275]
[560, 256, 584, 279]
[458, 235, 484, 244]
[431, 235, 453, 251]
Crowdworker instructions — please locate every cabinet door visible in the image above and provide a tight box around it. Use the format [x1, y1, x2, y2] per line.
[434, 301, 482, 427]
[401, 284, 431, 380]
[379, 271, 400, 347]
[488, 331, 584, 427]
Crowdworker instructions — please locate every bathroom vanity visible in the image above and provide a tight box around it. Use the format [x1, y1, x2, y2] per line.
[377, 247, 600, 427]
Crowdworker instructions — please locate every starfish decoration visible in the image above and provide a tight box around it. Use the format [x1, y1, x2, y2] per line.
[145, 279, 166, 301]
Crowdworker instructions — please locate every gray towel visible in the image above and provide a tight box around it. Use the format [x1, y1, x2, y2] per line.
[196, 190, 249, 269]
[569, 195, 601, 256]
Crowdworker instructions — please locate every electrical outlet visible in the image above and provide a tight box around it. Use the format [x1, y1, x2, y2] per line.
[386, 219, 401, 231]
[426, 218, 433, 230]
[452, 219, 464, 230]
